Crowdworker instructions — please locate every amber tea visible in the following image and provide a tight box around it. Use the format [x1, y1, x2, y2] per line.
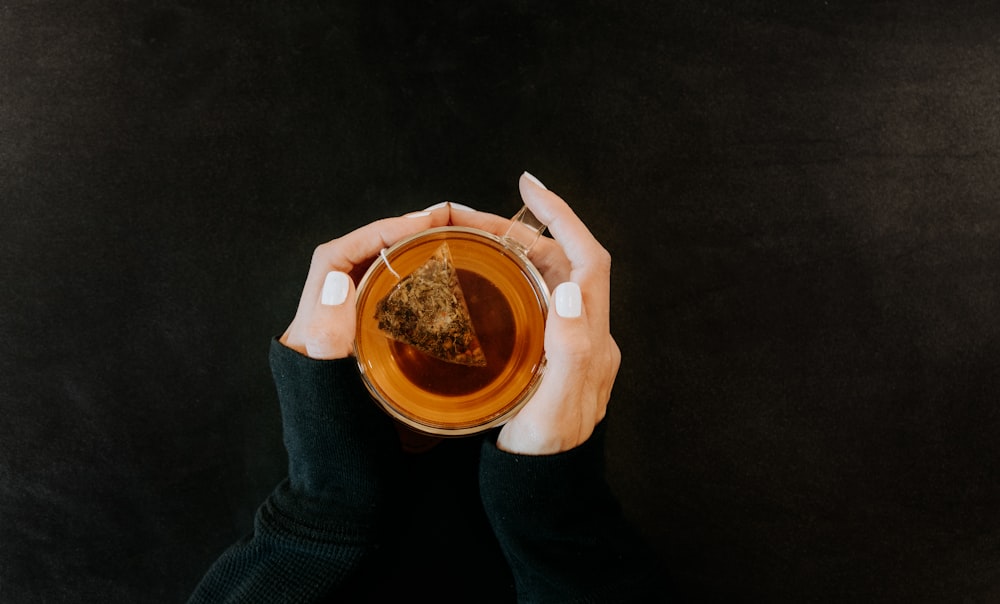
[355, 227, 548, 436]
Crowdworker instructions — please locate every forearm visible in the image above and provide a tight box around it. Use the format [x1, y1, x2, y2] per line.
[188, 339, 401, 603]
[479, 421, 661, 603]
[187, 480, 385, 603]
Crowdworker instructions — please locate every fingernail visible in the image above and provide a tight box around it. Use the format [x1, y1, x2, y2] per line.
[321, 271, 350, 306]
[422, 201, 476, 212]
[554, 282, 582, 318]
[404, 210, 431, 218]
[522, 171, 548, 191]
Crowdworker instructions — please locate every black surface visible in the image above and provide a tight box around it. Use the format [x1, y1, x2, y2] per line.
[3, 2, 999, 602]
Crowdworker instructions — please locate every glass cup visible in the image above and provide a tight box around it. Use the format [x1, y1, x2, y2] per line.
[354, 207, 549, 436]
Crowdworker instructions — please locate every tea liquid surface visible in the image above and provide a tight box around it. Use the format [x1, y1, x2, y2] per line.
[355, 230, 547, 432]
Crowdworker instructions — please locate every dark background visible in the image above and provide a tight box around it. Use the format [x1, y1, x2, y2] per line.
[3, 1, 998, 602]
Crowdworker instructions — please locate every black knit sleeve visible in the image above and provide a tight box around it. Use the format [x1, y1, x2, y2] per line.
[187, 338, 402, 603]
[478, 422, 663, 603]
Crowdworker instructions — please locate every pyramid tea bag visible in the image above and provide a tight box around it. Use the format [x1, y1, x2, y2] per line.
[375, 242, 487, 367]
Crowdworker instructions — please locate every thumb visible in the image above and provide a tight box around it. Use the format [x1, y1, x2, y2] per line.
[303, 271, 358, 359]
[497, 281, 590, 454]
[543, 281, 591, 377]
[529, 282, 591, 412]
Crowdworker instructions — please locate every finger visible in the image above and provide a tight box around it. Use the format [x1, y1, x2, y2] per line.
[518, 172, 611, 283]
[497, 281, 593, 454]
[322, 207, 450, 272]
[302, 271, 357, 359]
[281, 270, 357, 358]
[518, 172, 611, 320]
[301, 209, 449, 314]
[422, 200, 477, 214]
[544, 282, 592, 384]
[541, 282, 611, 437]
[443, 203, 511, 234]
[444, 202, 572, 288]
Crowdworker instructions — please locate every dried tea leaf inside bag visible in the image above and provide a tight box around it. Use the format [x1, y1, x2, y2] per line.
[375, 243, 487, 366]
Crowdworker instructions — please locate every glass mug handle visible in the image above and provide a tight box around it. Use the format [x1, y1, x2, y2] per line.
[503, 206, 547, 255]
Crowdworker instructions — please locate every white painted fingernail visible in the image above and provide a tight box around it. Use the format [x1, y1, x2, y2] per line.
[522, 171, 548, 191]
[404, 210, 431, 218]
[449, 202, 476, 212]
[321, 271, 350, 306]
[554, 282, 582, 318]
[423, 201, 449, 211]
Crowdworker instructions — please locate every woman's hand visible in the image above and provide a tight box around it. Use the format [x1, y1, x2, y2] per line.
[280, 174, 619, 455]
[280, 205, 451, 359]
[450, 173, 621, 455]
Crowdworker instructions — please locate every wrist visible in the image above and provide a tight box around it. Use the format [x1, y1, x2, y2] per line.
[496, 417, 596, 456]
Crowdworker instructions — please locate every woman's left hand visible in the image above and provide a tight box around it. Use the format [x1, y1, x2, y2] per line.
[280, 205, 451, 359]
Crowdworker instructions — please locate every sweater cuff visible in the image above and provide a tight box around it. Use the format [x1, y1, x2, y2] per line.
[269, 337, 371, 420]
[269, 338, 400, 511]
[478, 421, 614, 530]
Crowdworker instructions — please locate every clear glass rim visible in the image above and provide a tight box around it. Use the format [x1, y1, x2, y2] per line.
[354, 226, 549, 436]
